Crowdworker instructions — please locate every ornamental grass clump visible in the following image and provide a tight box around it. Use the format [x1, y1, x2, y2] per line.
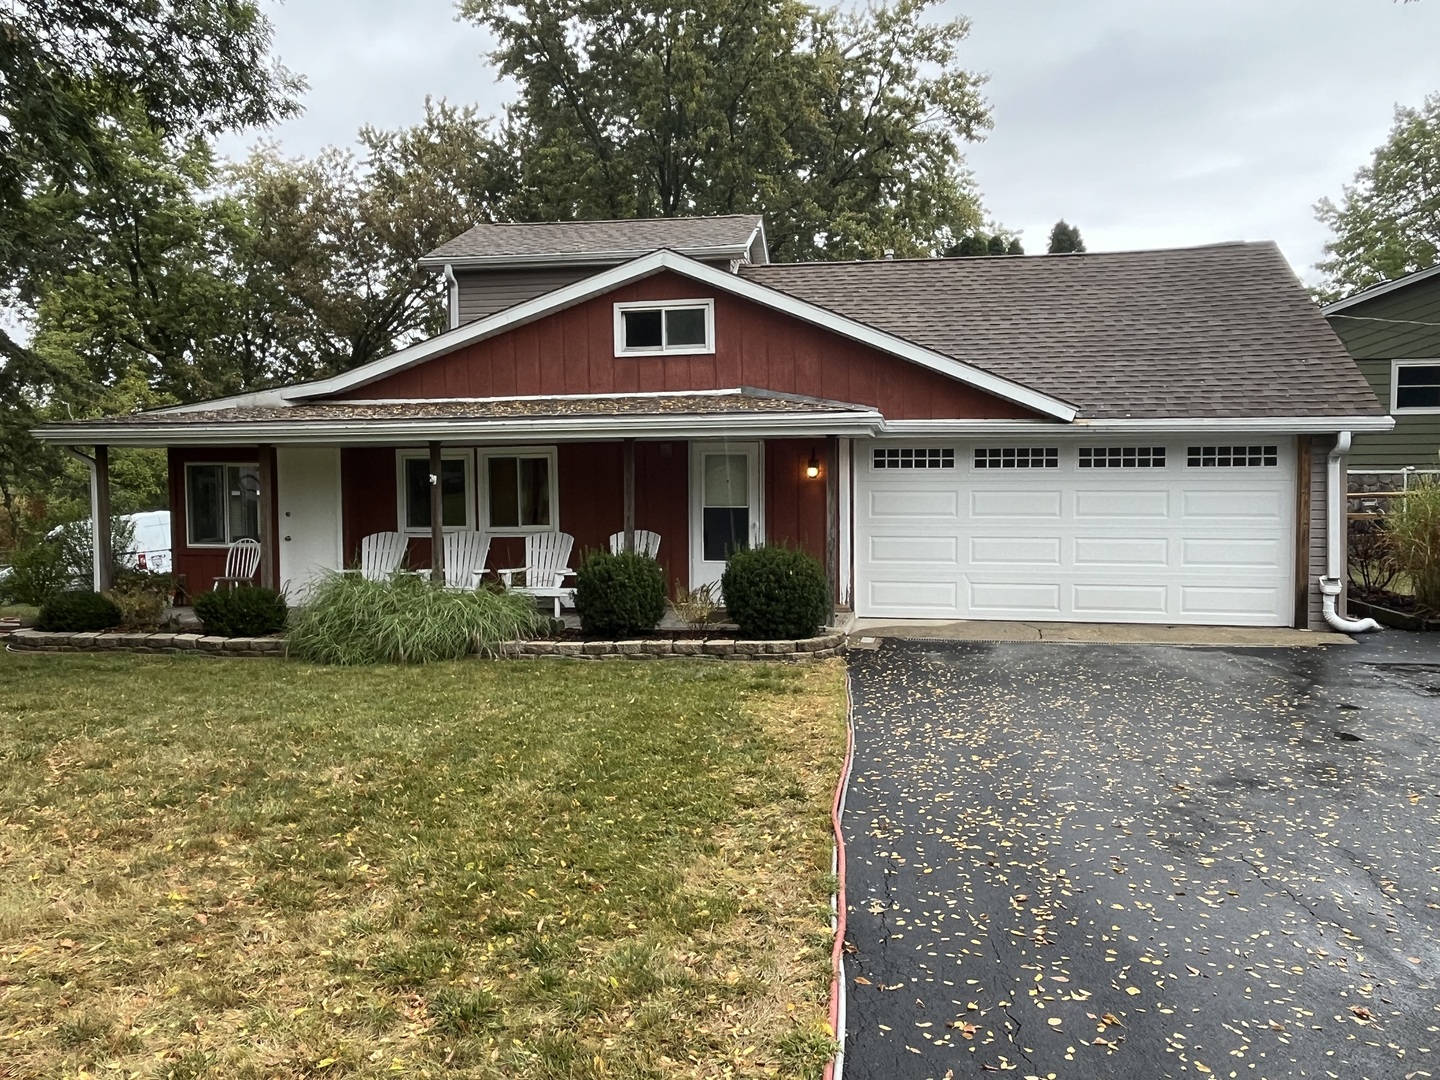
[1388, 478, 1440, 613]
[721, 545, 830, 640]
[574, 550, 666, 637]
[286, 573, 545, 664]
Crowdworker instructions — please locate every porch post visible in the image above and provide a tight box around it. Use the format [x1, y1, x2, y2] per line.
[429, 441, 445, 584]
[622, 438, 636, 553]
[93, 445, 113, 593]
[824, 435, 838, 623]
[257, 445, 275, 591]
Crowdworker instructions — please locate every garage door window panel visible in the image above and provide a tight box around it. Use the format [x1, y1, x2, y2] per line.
[974, 447, 1059, 469]
[873, 447, 955, 470]
[1078, 446, 1166, 468]
[1186, 445, 1279, 467]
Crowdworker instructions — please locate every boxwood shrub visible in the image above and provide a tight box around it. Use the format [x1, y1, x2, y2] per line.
[36, 590, 122, 633]
[721, 546, 830, 640]
[192, 585, 288, 637]
[574, 550, 666, 637]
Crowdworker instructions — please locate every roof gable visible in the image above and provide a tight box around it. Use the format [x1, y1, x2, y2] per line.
[420, 215, 768, 268]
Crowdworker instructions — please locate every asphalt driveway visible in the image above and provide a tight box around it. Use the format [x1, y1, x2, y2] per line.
[842, 636, 1440, 1080]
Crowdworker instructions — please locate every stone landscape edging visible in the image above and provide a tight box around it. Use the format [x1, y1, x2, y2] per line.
[6, 628, 846, 661]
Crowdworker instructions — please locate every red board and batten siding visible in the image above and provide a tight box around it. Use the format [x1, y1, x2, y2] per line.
[167, 447, 279, 600]
[331, 271, 1037, 422]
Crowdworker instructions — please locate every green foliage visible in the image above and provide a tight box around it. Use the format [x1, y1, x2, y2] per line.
[192, 585, 288, 638]
[1047, 220, 1086, 254]
[574, 551, 667, 637]
[0, 539, 73, 607]
[36, 591, 121, 633]
[986, 234, 1007, 256]
[1314, 92, 1440, 301]
[106, 570, 175, 631]
[944, 230, 1023, 258]
[1387, 479, 1440, 613]
[1007, 237, 1024, 256]
[462, 0, 991, 260]
[286, 573, 545, 664]
[721, 546, 830, 640]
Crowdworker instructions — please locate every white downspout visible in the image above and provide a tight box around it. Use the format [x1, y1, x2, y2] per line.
[63, 447, 103, 592]
[1320, 431, 1382, 633]
[443, 263, 459, 330]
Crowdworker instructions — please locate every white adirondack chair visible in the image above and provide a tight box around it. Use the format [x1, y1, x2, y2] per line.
[498, 532, 576, 617]
[213, 537, 262, 590]
[443, 530, 491, 590]
[358, 531, 408, 581]
[608, 529, 661, 558]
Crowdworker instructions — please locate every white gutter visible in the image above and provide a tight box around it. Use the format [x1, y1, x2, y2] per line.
[417, 243, 754, 270]
[32, 411, 886, 448]
[443, 263, 459, 330]
[882, 416, 1396, 436]
[62, 447, 104, 592]
[1320, 431, 1381, 634]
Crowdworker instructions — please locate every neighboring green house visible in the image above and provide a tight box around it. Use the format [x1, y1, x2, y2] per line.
[1323, 265, 1440, 471]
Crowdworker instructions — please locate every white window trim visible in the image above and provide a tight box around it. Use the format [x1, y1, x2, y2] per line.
[478, 445, 560, 536]
[184, 461, 259, 548]
[1390, 359, 1440, 414]
[395, 450, 476, 535]
[613, 298, 716, 356]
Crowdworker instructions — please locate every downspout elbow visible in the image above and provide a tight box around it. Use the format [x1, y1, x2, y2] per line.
[443, 263, 459, 330]
[1318, 577, 1382, 634]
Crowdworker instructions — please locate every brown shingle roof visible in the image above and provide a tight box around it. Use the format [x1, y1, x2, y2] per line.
[423, 215, 763, 264]
[742, 242, 1385, 420]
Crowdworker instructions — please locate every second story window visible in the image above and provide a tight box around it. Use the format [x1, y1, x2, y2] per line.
[615, 299, 714, 355]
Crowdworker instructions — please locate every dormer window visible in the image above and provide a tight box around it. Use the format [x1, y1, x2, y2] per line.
[614, 299, 715, 355]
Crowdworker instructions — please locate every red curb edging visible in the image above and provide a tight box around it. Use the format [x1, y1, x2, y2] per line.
[823, 670, 856, 1080]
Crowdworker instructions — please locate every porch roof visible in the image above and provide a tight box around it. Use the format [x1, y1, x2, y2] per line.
[33, 390, 885, 447]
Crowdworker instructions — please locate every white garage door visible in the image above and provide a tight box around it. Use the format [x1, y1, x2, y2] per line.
[854, 439, 1296, 626]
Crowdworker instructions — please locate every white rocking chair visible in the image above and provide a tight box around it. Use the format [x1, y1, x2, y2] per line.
[443, 530, 491, 590]
[356, 531, 408, 581]
[213, 537, 262, 590]
[608, 529, 661, 558]
[498, 532, 576, 617]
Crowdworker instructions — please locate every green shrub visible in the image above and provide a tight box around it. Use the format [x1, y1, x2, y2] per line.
[286, 573, 545, 664]
[106, 570, 176, 630]
[36, 590, 122, 633]
[573, 551, 666, 637]
[1, 539, 74, 607]
[720, 546, 830, 640]
[1388, 478, 1440, 613]
[192, 585, 288, 637]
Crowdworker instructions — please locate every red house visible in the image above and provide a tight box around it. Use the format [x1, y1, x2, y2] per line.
[36, 215, 1391, 630]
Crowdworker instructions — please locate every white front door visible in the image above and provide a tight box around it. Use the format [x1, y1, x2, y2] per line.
[690, 442, 764, 593]
[277, 446, 344, 600]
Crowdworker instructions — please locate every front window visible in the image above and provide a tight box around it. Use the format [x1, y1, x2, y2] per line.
[398, 453, 473, 533]
[481, 448, 557, 532]
[615, 299, 714, 355]
[1394, 362, 1440, 412]
[185, 463, 259, 546]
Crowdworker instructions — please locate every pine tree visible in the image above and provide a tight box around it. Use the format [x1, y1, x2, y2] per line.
[986, 234, 1007, 256]
[1047, 220, 1086, 254]
[1006, 238, 1024, 255]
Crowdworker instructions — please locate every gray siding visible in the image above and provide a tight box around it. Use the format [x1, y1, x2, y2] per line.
[456, 267, 594, 324]
[1329, 274, 1440, 468]
[1308, 435, 1330, 631]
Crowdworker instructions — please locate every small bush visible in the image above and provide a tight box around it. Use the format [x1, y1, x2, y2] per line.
[670, 580, 719, 629]
[192, 585, 288, 637]
[1388, 479, 1440, 613]
[1, 539, 73, 607]
[573, 551, 666, 637]
[106, 570, 176, 630]
[36, 590, 122, 633]
[721, 546, 830, 640]
[286, 573, 545, 664]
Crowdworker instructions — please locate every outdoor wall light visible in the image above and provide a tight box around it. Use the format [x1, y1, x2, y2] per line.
[806, 451, 821, 479]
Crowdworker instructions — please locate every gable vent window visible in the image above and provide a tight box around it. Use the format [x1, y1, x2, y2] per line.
[974, 447, 1059, 469]
[873, 447, 955, 470]
[1186, 445, 1279, 468]
[1078, 446, 1167, 468]
[615, 299, 714, 355]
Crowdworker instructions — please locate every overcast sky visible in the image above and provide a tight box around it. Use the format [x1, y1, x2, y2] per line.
[229, 0, 1440, 282]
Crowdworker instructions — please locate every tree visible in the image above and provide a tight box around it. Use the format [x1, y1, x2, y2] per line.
[1006, 237, 1024, 256]
[1047, 220, 1086, 254]
[460, 0, 992, 260]
[986, 234, 1008, 256]
[1314, 93, 1440, 301]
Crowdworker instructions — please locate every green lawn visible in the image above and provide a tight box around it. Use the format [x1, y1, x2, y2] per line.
[0, 652, 845, 1079]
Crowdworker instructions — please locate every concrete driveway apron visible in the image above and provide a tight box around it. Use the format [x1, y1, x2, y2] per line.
[841, 637, 1440, 1080]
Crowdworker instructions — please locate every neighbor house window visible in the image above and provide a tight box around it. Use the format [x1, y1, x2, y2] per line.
[185, 463, 260, 546]
[614, 299, 714, 355]
[480, 447, 557, 532]
[1393, 361, 1440, 412]
[397, 452, 473, 533]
